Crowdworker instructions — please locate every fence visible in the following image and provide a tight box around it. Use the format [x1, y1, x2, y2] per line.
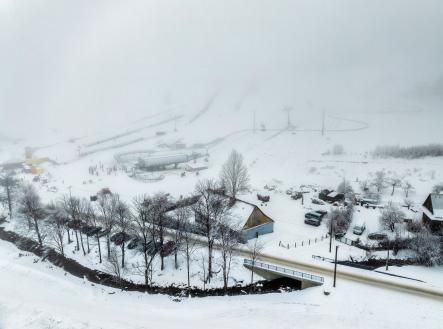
[244, 259, 324, 283]
[312, 255, 334, 263]
[335, 236, 355, 246]
[278, 234, 329, 250]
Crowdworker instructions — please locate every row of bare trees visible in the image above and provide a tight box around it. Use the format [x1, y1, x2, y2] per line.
[13, 181, 246, 292]
[4, 149, 255, 292]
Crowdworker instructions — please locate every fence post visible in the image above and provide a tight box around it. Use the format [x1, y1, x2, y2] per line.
[294, 242, 296, 248]
[279, 241, 281, 246]
[309, 239, 310, 245]
[287, 243, 289, 249]
[315, 238, 317, 243]
[302, 241, 304, 246]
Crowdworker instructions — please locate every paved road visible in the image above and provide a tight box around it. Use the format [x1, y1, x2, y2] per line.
[178, 231, 443, 300]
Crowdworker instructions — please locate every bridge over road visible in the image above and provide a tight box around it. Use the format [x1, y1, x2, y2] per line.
[243, 259, 324, 290]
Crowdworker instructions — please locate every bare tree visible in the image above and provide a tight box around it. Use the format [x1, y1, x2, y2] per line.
[181, 219, 198, 290]
[0, 172, 19, 220]
[61, 195, 86, 255]
[193, 179, 230, 282]
[199, 253, 207, 291]
[106, 247, 124, 281]
[389, 177, 402, 196]
[247, 236, 264, 287]
[97, 193, 119, 258]
[372, 170, 386, 193]
[18, 184, 45, 246]
[220, 149, 249, 199]
[379, 204, 404, 232]
[217, 215, 240, 293]
[402, 181, 414, 198]
[410, 229, 442, 266]
[173, 206, 190, 270]
[404, 198, 414, 210]
[337, 178, 354, 200]
[115, 199, 132, 268]
[359, 179, 370, 192]
[83, 201, 102, 263]
[432, 183, 443, 194]
[45, 202, 67, 256]
[133, 195, 157, 287]
[151, 192, 170, 271]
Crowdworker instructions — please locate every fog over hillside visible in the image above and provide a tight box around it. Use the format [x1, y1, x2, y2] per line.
[1, 0, 442, 141]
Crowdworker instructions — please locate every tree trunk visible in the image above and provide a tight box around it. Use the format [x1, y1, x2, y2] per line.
[86, 235, 90, 253]
[33, 218, 42, 246]
[143, 249, 149, 287]
[96, 234, 102, 263]
[6, 185, 12, 220]
[67, 227, 72, 243]
[207, 239, 213, 282]
[250, 262, 254, 286]
[74, 230, 80, 251]
[106, 234, 111, 258]
[121, 241, 125, 268]
[187, 251, 190, 289]
[222, 254, 228, 293]
[79, 232, 86, 256]
[174, 248, 178, 270]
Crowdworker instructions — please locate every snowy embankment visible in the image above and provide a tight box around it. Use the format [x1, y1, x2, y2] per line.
[0, 239, 442, 329]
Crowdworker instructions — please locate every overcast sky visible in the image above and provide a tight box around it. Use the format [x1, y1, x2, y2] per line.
[1, 0, 442, 139]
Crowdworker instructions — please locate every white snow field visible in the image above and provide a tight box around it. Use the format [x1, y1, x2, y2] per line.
[0, 239, 442, 329]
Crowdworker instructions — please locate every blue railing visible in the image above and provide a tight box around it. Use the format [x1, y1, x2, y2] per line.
[244, 259, 324, 283]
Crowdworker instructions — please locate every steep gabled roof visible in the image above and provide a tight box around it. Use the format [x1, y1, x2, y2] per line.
[242, 206, 274, 230]
[423, 193, 443, 221]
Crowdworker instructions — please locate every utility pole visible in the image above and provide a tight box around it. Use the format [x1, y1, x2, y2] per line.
[333, 245, 339, 287]
[283, 107, 293, 129]
[329, 216, 333, 253]
[386, 243, 390, 271]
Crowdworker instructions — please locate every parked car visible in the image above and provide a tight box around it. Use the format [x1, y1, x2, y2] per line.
[353, 223, 366, 235]
[85, 227, 102, 237]
[360, 199, 383, 209]
[111, 232, 132, 245]
[335, 229, 346, 238]
[127, 237, 140, 250]
[291, 192, 302, 200]
[257, 194, 270, 202]
[368, 232, 388, 240]
[311, 198, 325, 205]
[304, 211, 325, 226]
[160, 241, 176, 257]
[80, 225, 95, 235]
[97, 228, 110, 238]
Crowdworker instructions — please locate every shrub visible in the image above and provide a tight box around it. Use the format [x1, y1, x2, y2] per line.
[373, 144, 443, 159]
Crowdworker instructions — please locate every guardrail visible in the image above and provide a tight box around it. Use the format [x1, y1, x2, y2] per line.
[312, 255, 335, 263]
[244, 259, 324, 283]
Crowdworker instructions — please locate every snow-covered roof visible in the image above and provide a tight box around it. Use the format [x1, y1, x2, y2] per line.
[230, 201, 255, 222]
[229, 200, 274, 229]
[327, 191, 338, 198]
[423, 193, 443, 221]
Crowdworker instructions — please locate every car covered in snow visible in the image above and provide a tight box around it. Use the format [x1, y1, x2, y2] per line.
[304, 211, 326, 226]
[352, 223, 366, 235]
[368, 232, 388, 240]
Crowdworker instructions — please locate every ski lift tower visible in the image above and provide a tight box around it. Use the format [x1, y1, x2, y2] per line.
[283, 106, 295, 130]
